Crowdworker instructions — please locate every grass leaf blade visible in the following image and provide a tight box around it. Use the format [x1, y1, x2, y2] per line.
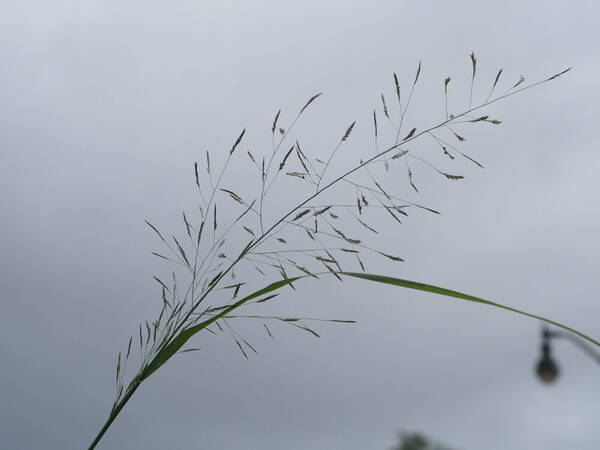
[340, 272, 600, 348]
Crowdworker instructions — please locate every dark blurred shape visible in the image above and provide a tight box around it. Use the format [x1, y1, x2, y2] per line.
[535, 325, 600, 384]
[536, 337, 559, 383]
[535, 324, 600, 385]
[391, 431, 454, 450]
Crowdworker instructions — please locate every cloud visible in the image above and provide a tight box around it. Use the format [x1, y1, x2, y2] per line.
[1, 1, 599, 449]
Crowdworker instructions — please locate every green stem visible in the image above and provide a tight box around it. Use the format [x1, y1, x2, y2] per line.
[88, 379, 142, 450]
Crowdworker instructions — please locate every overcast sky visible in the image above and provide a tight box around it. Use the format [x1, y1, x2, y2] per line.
[2, 1, 600, 449]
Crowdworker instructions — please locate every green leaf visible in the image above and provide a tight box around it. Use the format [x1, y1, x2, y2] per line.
[142, 277, 301, 378]
[340, 272, 600, 348]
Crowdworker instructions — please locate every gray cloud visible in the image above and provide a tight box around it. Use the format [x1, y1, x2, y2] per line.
[1, 1, 600, 449]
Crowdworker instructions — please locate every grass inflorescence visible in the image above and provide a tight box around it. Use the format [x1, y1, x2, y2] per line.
[87, 55, 579, 449]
